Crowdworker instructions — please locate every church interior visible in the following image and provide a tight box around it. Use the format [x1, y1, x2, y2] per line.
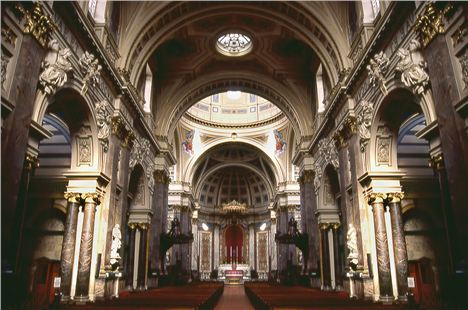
[1, 1, 467, 309]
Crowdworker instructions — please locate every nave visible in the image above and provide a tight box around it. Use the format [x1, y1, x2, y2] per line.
[63, 283, 412, 310]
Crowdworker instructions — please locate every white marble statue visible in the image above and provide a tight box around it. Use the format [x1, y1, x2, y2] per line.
[39, 39, 73, 95]
[346, 224, 359, 269]
[110, 224, 122, 267]
[395, 39, 430, 95]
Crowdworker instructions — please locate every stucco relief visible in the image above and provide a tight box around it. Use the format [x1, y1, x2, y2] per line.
[39, 39, 73, 95]
[77, 136, 92, 165]
[460, 49, 468, 89]
[367, 51, 389, 95]
[110, 224, 122, 268]
[79, 51, 102, 95]
[95, 100, 112, 152]
[1, 54, 9, 89]
[376, 126, 392, 166]
[318, 138, 339, 169]
[395, 39, 430, 95]
[357, 100, 374, 152]
[346, 224, 358, 270]
[129, 137, 151, 169]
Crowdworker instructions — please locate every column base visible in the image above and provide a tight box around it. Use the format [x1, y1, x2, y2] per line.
[379, 295, 394, 305]
[74, 295, 90, 305]
[60, 295, 71, 303]
[137, 285, 147, 291]
[397, 295, 408, 303]
[322, 285, 332, 291]
[334, 284, 344, 291]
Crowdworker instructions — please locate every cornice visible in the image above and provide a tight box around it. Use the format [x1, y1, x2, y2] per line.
[183, 111, 286, 130]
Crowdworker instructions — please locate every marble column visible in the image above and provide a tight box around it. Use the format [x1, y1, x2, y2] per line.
[320, 224, 331, 290]
[369, 193, 393, 303]
[277, 206, 288, 275]
[213, 224, 220, 269]
[137, 224, 148, 290]
[60, 193, 81, 301]
[1, 33, 46, 250]
[388, 193, 408, 302]
[75, 193, 100, 301]
[332, 223, 343, 290]
[249, 224, 255, 268]
[125, 224, 137, 289]
[12, 155, 39, 274]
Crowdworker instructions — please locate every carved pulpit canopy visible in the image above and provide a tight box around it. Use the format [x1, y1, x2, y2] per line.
[220, 200, 247, 214]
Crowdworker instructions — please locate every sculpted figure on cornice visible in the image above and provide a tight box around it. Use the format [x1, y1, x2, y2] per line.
[367, 51, 389, 95]
[79, 51, 102, 95]
[39, 39, 73, 95]
[96, 100, 112, 152]
[395, 39, 430, 95]
[313, 161, 322, 193]
[357, 100, 374, 152]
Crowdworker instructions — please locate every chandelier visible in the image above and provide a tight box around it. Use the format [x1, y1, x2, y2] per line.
[220, 200, 247, 214]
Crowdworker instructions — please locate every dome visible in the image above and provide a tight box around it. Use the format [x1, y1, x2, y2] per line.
[186, 92, 283, 127]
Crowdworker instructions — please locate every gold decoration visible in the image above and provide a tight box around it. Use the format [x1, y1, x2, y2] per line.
[24, 154, 39, 171]
[122, 131, 135, 149]
[387, 192, 405, 203]
[319, 223, 330, 230]
[128, 223, 136, 230]
[15, 2, 56, 47]
[429, 153, 444, 171]
[220, 200, 247, 214]
[368, 192, 387, 204]
[333, 131, 346, 149]
[83, 192, 101, 204]
[301, 170, 314, 184]
[64, 192, 81, 203]
[414, 3, 454, 48]
[344, 116, 357, 135]
[153, 170, 169, 184]
[331, 223, 341, 230]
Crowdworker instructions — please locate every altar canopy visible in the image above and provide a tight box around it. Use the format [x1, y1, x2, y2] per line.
[225, 225, 243, 263]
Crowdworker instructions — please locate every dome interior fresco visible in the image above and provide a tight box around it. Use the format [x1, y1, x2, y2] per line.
[187, 92, 283, 126]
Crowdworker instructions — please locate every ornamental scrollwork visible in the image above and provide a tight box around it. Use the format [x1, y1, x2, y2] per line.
[129, 136, 151, 169]
[357, 100, 374, 152]
[39, 39, 73, 95]
[413, 2, 453, 48]
[395, 39, 430, 95]
[367, 51, 389, 95]
[460, 49, 468, 89]
[15, 2, 56, 47]
[79, 51, 102, 95]
[318, 138, 339, 169]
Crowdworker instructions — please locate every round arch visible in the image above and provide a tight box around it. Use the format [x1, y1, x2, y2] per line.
[183, 138, 285, 185]
[162, 73, 310, 140]
[367, 86, 435, 172]
[120, 2, 349, 87]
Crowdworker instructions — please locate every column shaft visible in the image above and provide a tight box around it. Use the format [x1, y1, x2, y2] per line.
[320, 225, 331, 289]
[388, 194, 408, 302]
[60, 194, 81, 300]
[75, 195, 99, 300]
[137, 225, 148, 289]
[125, 225, 136, 288]
[332, 225, 343, 289]
[371, 194, 393, 302]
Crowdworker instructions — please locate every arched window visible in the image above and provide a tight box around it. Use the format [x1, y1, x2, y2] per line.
[362, 0, 380, 23]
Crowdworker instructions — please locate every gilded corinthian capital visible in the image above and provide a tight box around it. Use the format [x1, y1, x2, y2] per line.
[368, 192, 387, 204]
[387, 192, 405, 203]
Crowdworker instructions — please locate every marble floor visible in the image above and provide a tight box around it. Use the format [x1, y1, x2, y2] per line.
[215, 285, 255, 310]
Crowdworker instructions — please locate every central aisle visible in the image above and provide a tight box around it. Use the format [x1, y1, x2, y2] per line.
[215, 285, 254, 310]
